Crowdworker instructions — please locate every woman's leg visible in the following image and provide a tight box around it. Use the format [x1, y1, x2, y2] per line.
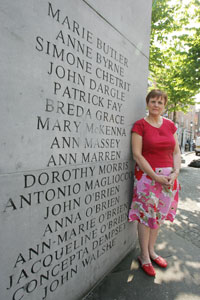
[148, 226, 160, 259]
[138, 222, 151, 264]
[148, 226, 168, 268]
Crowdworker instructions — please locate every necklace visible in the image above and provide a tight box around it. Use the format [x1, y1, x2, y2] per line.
[145, 116, 163, 128]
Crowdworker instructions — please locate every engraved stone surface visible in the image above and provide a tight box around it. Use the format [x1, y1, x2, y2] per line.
[84, 0, 152, 57]
[0, 0, 151, 299]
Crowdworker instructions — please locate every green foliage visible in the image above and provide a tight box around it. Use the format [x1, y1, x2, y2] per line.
[149, 0, 200, 120]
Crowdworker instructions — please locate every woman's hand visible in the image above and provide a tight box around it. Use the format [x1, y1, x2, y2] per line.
[154, 174, 171, 186]
[168, 171, 179, 186]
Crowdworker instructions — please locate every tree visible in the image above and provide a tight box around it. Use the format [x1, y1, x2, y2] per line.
[149, 0, 200, 122]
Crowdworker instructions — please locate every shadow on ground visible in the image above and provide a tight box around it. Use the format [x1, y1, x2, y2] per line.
[85, 220, 200, 300]
[179, 167, 200, 204]
[166, 207, 200, 248]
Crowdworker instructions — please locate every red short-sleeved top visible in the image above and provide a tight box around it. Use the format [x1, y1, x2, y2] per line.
[132, 118, 177, 168]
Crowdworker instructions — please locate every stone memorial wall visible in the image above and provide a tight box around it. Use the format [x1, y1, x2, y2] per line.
[0, 1, 152, 299]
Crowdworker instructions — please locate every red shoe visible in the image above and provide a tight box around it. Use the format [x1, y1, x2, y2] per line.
[138, 257, 156, 277]
[151, 256, 167, 268]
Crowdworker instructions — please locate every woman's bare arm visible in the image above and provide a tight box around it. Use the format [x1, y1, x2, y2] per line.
[168, 133, 181, 185]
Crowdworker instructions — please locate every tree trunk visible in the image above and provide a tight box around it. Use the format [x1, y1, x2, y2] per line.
[173, 110, 177, 123]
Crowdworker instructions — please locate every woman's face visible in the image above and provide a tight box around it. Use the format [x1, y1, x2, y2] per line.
[147, 96, 165, 116]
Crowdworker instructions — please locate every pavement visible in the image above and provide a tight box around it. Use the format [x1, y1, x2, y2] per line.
[84, 152, 200, 300]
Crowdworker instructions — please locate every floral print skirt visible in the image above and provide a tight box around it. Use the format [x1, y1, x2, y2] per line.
[128, 165, 180, 229]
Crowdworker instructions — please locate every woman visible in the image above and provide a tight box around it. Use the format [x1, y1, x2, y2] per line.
[128, 89, 181, 276]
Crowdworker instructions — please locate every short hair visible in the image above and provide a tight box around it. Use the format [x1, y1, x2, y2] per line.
[146, 89, 168, 105]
